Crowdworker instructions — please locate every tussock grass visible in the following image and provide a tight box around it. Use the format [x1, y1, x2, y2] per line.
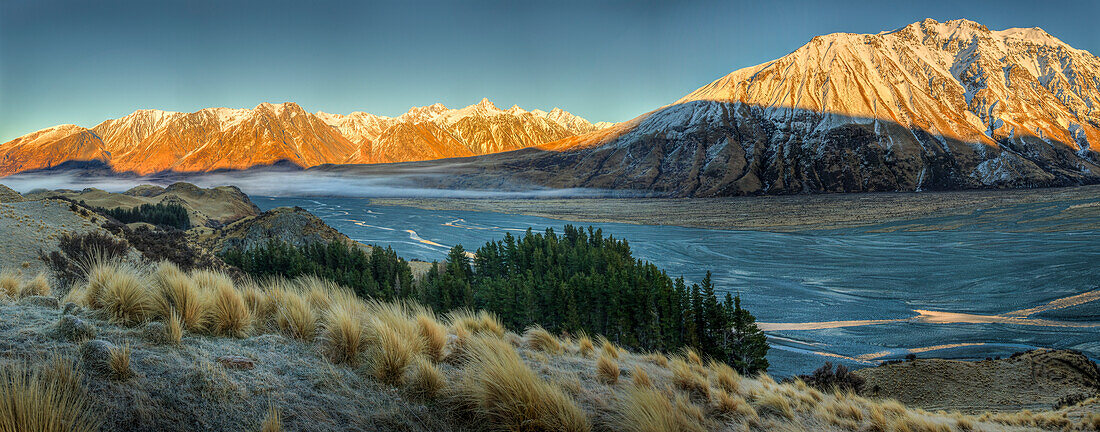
[96, 264, 153, 325]
[20, 272, 50, 297]
[524, 325, 563, 354]
[599, 338, 620, 360]
[596, 355, 619, 385]
[209, 282, 252, 338]
[451, 335, 590, 432]
[714, 389, 757, 420]
[165, 309, 183, 345]
[709, 361, 740, 394]
[642, 352, 669, 368]
[405, 358, 445, 400]
[671, 358, 710, 401]
[151, 262, 209, 331]
[683, 348, 703, 367]
[630, 366, 652, 388]
[608, 385, 705, 432]
[0, 270, 19, 299]
[321, 302, 365, 365]
[260, 404, 282, 432]
[753, 389, 794, 420]
[364, 316, 417, 386]
[416, 312, 447, 362]
[0, 361, 99, 432]
[108, 343, 134, 380]
[447, 309, 505, 337]
[274, 288, 316, 341]
[240, 283, 274, 323]
[576, 333, 594, 357]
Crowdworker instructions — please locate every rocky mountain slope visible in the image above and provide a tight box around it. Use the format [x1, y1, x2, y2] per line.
[0, 101, 608, 176]
[517, 18, 1100, 195]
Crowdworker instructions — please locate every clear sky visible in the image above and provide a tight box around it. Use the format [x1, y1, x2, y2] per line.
[1, 0, 1097, 142]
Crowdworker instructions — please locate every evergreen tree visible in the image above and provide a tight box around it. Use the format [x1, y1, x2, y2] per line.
[727, 294, 769, 375]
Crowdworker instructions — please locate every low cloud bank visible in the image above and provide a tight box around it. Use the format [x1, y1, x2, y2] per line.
[0, 170, 639, 199]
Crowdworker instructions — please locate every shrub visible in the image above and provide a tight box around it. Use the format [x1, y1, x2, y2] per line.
[0, 361, 99, 432]
[596, 355, 619, 385]
[261, 404, 282, 432]
[525, 325, 563, 354]
[96, 264, 153, 325]
[321, 302, 365, 365]
[451, 335, 590, 432]
[608, 385, 705, 432]
[39, 231, 130, 287]
[405, 358, 445, 400]
[210, 281, 252, 338]
[798, 361, 865, 394]
[119, 226, 224, 272]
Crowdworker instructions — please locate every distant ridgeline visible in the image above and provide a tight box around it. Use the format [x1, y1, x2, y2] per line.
[221, 225, 769, 374]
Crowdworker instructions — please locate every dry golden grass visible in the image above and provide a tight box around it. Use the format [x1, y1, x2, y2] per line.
[447, 309, 506, 337]
[576, 333, 594, 357]
[416, 313, 447, 362]
[671, 358, 710, 402]
[642, 352, 669, 368]
[752, 389, 794, 420]
[364, 316, 417, 386]
[320, 302, 365, 365]
[709, 361, 740, 394]
[630, 366, 652, 388]
[97, 264, 153, 326]
[83, 261, 121, 308]
[260, 404, 282, 432]
[817, 398, 865, 429]
[0, 270, 20, 299]
[274, 288, 316, 341]
[683, 348, 703, 367]
[405, 358, 446, 400]
[524, 325, 563, 354]
[210, 282, 252, 338]
[151, 262, 209, 331]
[241, 283, 275, 323]
[0, 361, 99, 432]
[596, 355, 620, 385]
[165, 309, 183, 345]
[608, 385, 705, 432]
[108, 343, 133, 380]
[714, 389, 757, 420]
[599, 338, 620, 360]
[451, 335, 590, 432]
[19, 272, 50, 297]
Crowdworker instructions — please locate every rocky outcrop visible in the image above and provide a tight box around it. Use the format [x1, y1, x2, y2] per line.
[209, 206, 360, 253]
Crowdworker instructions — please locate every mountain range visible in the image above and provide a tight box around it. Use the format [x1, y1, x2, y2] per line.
[0, 99, 609, 175]
[4, 18, 1099, 196]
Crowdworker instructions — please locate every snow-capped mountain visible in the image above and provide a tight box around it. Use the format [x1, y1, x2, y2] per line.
[514, 19, 1100, 195]
[0, 100, 609, 175]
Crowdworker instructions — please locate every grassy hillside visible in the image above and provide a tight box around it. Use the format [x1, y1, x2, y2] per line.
[1, 262, 1098, 431]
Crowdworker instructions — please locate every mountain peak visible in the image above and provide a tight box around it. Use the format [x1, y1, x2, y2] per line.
[476, 98, 497, 110]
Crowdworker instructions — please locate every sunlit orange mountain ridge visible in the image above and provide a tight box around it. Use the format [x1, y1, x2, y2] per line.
[0, 100, 611, 176]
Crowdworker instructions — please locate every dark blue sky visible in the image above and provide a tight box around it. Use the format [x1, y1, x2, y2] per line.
[1, 0, 1097, 141]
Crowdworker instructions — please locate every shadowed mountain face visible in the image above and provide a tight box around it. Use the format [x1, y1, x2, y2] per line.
[0, 100, 607, 176]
